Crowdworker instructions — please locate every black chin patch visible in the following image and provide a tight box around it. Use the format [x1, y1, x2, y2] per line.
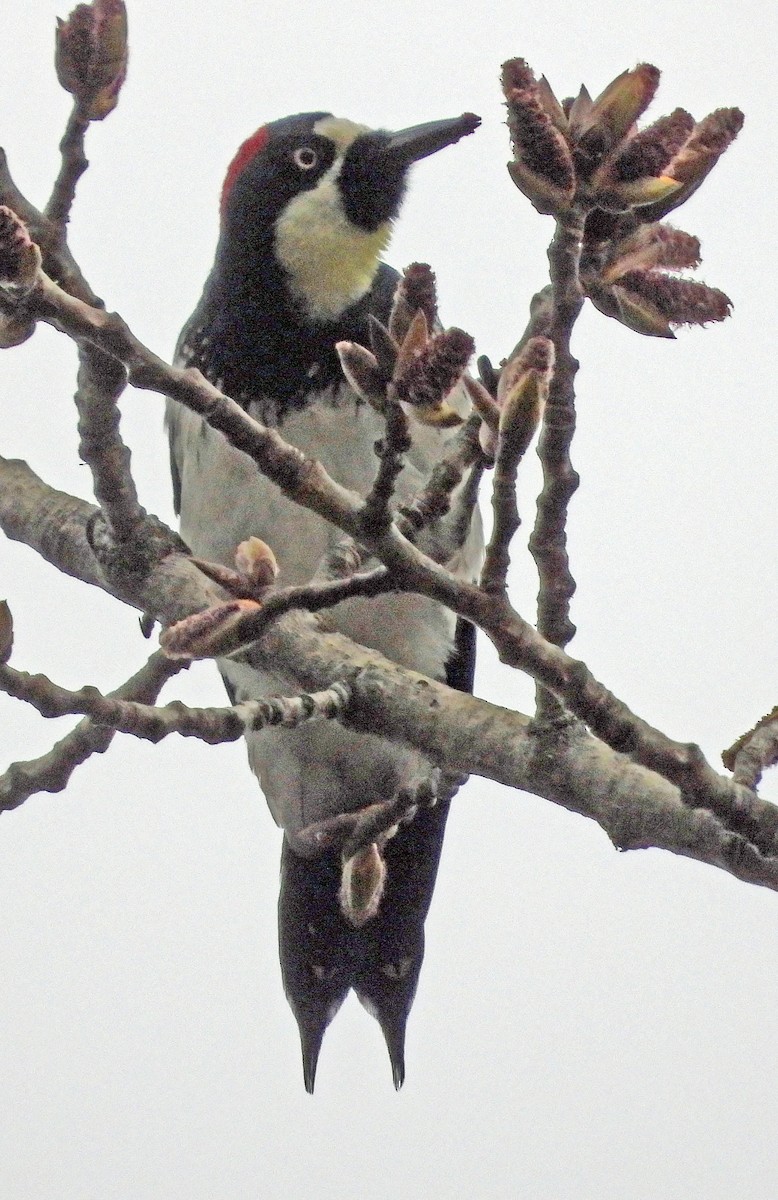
[338, 132, 408, 232]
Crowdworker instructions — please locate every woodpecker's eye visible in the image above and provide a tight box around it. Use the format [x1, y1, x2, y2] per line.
[293, 146, 318, 171]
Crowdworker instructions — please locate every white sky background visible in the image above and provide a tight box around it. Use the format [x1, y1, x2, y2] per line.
[1, 1, 777, 1197]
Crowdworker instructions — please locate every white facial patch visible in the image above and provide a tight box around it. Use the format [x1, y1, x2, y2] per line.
[274, 118, 392, 322]
[312, 115, 370, 152]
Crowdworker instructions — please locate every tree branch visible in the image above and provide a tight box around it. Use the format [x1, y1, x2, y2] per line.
[0, 651, 183, 811]
[0, 149, 101, 306]
[0, 455, 225, 622]
[0, 206, 772, 865]
[2, 454, 777, 885]
[723, 708, 778, 791]
[295, 770, 441, 858]
[360, 400, 412, 538]
[0, 655, 351, 753]
[396, 412, 484, 547]
[44, 104, 91, 232]
[250, 612, 778, 894]
[481, 339, 553, 594]
[75, 345, 148, 542]
[529, 210, 584, 719]
[4, 385, 775, 865]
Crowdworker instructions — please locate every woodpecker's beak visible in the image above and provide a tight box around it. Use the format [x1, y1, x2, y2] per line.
[383, 112, 481, 166]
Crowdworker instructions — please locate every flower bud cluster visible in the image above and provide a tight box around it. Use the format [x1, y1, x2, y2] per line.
[503, 59, 743, 335]
[337, 264, 473, 428]
[55, 0, 128, 121]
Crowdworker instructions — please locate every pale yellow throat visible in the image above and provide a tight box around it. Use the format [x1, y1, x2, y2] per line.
[274, 116, 392, 322]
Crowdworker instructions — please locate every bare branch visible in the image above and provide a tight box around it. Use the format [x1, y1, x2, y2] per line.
[342, 771, 440, 860]
[529, 211, 585, 720]
[160, 566, 396, 658]
[481, 338, 553, 593]
[0, 149, 101, 306]
[251, 612, 778, 893]
[0, 657, 351, 750]
[2, 453, 777, 877]
[45, 105, 91, 232]
[723, 708, 778, 791]
[75, 345, 147, 542]
[360, 400, 412, 538]
[294, 771, 440, 859]
[482, 442, 523, 595]
[0, 651, 183, 812]
[396, 412, 483, 541]
[0, 456, 225, 623]
[1, 228, 772, 863]
[5, 392, 772, 868]
[26, 271, 368, 539]
[1, 112, 144, 553]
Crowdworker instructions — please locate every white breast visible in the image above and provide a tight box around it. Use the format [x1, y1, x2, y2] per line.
[167, 384, 482, 844]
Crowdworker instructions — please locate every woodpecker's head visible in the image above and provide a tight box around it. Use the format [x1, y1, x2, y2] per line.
[217, 110, 480, 323]
[186, 109, 478, 410]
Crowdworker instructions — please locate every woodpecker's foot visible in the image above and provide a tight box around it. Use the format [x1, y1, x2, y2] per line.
[294, 770, 441, 926]
[295, 768, 441, 858]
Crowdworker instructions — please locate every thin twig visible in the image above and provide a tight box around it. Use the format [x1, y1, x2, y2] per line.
[529, 212, 585, 719]
[210, 415, 484, 649]
[0, 658, 350, 749]
[44, 105, 91, 232]
[481, 451, 522, 593]
[0, 149, 100, 306]
[35, 273, 368, 539]
[4, 117, 143, 546]
[193, 566, 396, 653]
[481, 337, 554, 593]
[723, 707, 778, 790]
[360, 400, 412, 538]
[0, 651, 184, 812]
[75, 345, 146, 541]
[396, 413, 482, 540]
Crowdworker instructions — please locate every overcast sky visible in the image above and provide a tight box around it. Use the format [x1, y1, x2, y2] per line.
[2, 2, 778, 1197]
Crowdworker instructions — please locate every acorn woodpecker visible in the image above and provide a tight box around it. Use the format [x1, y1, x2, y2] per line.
[166, 110, 483, 1091]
